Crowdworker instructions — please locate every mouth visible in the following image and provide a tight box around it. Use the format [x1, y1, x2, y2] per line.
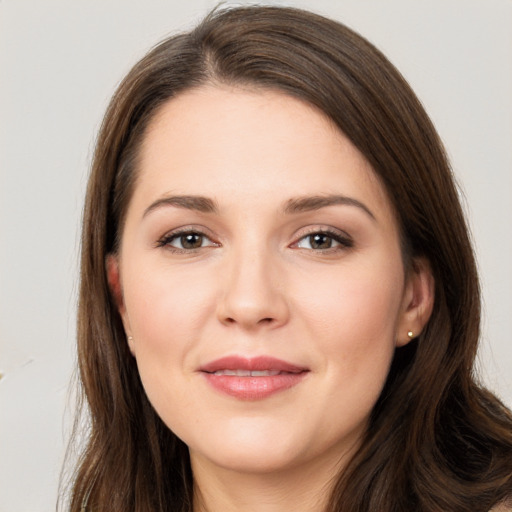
[199, 356, 309, 400]
[209, 369, 284, 376]
[200, 355, 307, 374]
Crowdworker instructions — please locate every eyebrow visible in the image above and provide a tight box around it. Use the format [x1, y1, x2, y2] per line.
[143, 195, 218, 217]
[284, 194, 376, 220]
[142, 193, 375, 221]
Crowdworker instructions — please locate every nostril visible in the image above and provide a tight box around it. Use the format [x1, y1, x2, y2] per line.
[221, 315, 276, 327]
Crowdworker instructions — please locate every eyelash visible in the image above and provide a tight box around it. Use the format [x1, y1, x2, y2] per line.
[156, 228, 218, 253]
[156, 227, 353, 253]
[293, 228, 354, 252]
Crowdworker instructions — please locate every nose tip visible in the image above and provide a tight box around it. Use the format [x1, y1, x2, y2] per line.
[216, 258, 289, 330]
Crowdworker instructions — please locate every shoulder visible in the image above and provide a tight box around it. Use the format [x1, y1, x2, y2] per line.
[490, 499, 512, 512]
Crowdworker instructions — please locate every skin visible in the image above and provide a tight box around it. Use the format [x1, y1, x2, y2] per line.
[108, 86, 434, 512]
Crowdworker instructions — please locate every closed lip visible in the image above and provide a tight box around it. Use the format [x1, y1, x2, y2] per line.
[199, 355, 309, 400]
[200, 355, 308, 374]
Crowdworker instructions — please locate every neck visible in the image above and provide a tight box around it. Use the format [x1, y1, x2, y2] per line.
[191, 450, 349, 512]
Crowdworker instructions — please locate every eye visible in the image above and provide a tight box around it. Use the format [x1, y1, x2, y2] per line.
[157, 230, 218, 251]
[294, 230, 353, 251]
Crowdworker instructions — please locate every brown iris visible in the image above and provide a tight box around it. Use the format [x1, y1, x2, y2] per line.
[308, 233, 334, 250]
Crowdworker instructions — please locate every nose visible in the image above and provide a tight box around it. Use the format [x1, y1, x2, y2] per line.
[216, 246, 290, 331]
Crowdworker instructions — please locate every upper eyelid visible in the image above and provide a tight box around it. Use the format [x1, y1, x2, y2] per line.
[160, 225, 216, 238]
[291, 226, 354, 250]
[154, 224, 352, 246]
[155, 225, 219, 248]
[292, 225, 352, 240]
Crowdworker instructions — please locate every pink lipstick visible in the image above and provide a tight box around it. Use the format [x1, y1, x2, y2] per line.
[200, 356, 308, 400]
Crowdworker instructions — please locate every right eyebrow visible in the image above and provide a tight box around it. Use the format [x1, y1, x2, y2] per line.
[143, 195, 218, 218]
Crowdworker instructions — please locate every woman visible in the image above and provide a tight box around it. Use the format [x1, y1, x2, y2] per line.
[67, 6, 512, 511]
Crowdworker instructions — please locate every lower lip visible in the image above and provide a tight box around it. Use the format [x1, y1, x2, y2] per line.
[202, 372, 307, 400]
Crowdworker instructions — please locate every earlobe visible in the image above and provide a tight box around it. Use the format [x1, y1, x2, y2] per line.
[396, 257, 435, 347]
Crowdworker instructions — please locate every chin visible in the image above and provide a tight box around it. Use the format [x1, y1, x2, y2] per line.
[182, 419, 312, 474]
[192, 444, 305, 475]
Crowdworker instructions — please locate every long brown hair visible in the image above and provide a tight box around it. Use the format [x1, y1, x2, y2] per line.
[65, 6, 512, 511]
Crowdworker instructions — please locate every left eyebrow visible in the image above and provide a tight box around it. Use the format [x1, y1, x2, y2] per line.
[283, 194, 376, 221]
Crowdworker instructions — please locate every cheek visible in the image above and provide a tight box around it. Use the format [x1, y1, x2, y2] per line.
[297, 256, 404, 342]
[293, 265, 402, 437]
[294, 257, 404, 390]
[121, 266, 217, 429]
[121, 262, 218, 390]
[124, 260, 214, 335]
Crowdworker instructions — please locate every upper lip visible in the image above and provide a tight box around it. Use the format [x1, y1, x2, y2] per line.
[200, 355, 308, 374]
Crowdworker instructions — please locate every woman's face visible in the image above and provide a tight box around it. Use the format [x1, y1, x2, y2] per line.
[109, 86, 431, 477]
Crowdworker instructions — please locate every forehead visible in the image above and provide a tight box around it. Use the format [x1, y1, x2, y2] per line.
[132, 85, 394, 221]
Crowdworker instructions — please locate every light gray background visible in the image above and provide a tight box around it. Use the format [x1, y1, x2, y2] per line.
[1, 1, 511, 510]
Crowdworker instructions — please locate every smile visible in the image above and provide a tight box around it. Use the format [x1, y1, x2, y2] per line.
[211, 369, 284, 376]
[200, 356, 309, 400]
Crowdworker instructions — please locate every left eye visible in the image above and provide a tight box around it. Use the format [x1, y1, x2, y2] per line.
[295, 232, 352, 250]
[159, 231, 216, 250]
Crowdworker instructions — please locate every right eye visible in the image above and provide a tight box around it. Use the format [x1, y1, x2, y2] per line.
[157, 230, 218, 251]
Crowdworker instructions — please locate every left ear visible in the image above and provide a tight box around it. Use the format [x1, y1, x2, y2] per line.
[396, 257, 435, 347]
